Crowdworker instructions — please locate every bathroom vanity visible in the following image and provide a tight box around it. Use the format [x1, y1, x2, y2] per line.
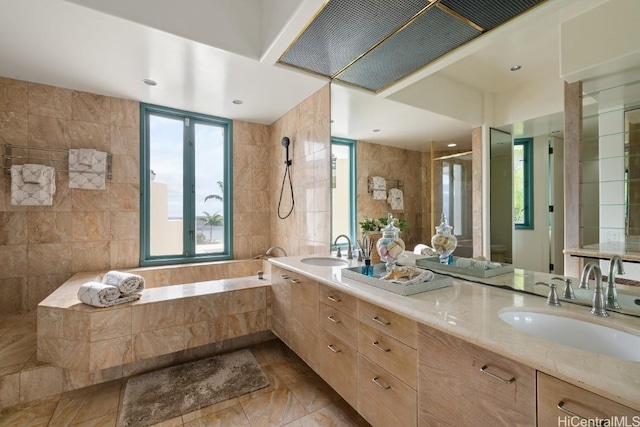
[268, 255, 640, 427]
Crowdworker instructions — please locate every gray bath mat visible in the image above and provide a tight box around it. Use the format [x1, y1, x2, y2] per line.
[118, 349, 269, 427]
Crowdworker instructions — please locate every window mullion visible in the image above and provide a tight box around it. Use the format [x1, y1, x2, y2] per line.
[183, 117, 195, 257]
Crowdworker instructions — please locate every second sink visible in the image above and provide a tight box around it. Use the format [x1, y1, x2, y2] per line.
[499, 310, 640, 362]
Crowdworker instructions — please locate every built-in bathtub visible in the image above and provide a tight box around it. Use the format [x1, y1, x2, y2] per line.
[37, 259, 273, 374]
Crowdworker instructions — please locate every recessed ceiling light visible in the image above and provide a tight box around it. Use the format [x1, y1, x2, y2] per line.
[142, 79, 157, 86]
[510, 65, 522, 71]
[372, 129, 381, 132]
[447, 143, 457, 147]
[232, 99, 243, 105]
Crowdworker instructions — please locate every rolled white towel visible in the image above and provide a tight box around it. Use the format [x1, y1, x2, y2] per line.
[102, 271, 145, 295]
[389, 270, 435, 285]
[77, 282, 122, 307]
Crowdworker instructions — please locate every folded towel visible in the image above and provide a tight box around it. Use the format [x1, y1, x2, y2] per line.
[455, 258, 503, 270]
[371, 176, 386, 190]
[77, 148, 95, 166]
[22, 164, 45, 184]
[102, 270, 145, 295]
[77, 282, 122, 307]
[10, 165, 56, 206]
[69, 149, 107, 190]
[373, 189, 387, 200]
[388, 269, 435, 285]
[387, 188, 404, 211]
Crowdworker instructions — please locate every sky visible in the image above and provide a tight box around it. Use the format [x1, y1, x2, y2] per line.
[149, 114, 225, 219]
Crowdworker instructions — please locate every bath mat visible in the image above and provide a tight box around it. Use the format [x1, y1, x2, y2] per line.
[118, 349, 269, 427]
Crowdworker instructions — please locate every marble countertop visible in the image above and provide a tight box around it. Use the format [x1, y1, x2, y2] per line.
[565, 242, 640, 262]
[269, 254, 640, 411]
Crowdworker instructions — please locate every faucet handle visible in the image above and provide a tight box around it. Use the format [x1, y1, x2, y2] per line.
[336, 247, 342, 258]
[535, 282, 561, 306]
[552, 277, 575, 300]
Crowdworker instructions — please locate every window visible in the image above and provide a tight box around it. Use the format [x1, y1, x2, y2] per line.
[331, 138, 356, 246]
[140, 104, 232, 265]
[514, 138, 533, 229]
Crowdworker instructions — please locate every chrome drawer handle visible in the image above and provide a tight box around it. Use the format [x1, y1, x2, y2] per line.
[556, 401, 596, 424]
[372, 341, 391, 352]
[480, 365, 515, 384]
[327, 295, 341, 303]
[289, 278, 300, 284]
[327, 316, 342, 324]
[280, 274, 290, 279]
[372, 377, 391, 390]
[372, 316, 391, 326]
[327, 344, 341, 353]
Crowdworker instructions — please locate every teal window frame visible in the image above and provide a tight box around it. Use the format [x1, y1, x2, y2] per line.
[140, 103, 233, 266]
[330, 137, 357, 248]
[514, 137, 533, 230]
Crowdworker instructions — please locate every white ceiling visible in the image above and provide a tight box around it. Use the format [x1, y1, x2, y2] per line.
[0, 0, 618, 152]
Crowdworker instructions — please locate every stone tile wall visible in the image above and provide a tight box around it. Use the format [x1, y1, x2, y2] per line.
[268, 84, 331, 255]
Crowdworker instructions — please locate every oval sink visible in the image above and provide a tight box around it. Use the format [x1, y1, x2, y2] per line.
[499, 311, 640, 362]
[301, 257, 349, 267]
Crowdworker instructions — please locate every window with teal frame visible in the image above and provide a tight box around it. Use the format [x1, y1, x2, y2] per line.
[514, 138, 533, 229]
[140, 103, 233, 265]
[331, 138, 357, 247]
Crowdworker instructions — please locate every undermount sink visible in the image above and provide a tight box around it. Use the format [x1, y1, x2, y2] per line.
[499, 311, 640, 362]
[300, 257, 349, 267]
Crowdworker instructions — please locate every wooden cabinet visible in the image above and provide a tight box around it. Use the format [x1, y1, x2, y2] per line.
[358, 354, 417, 427]
[537, 372, 639, 425]
[358, 299, 417, 348]
[319, 302, 358, 345]
[418, 324, 536, 427]
[270, 266, 319, 370]
[319, 283, 358, 315]
[317, 328, 358, 408]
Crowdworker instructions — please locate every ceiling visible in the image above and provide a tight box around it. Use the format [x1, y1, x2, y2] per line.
[0, 0, 614, 152]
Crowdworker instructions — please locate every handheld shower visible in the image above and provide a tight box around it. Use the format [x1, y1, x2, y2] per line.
[278, 136, 294, 219]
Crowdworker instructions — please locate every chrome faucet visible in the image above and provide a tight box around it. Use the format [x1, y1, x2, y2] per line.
[265, 246, 287, 257]
[552, 277, 575, 300]
[535, 281, 561, 306]
[333, 234, 353, 259]
[606, 255, 624, 309]
[580, 261, 608, 317]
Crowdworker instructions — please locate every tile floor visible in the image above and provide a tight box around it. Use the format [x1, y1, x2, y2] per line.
[0, 318, 370, 427]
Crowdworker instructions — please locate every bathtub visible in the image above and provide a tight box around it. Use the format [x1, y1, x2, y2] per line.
[37, 259, 272, 373]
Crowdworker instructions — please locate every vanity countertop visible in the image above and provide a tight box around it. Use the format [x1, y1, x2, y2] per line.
[565, 242, 640, 263]
[269, 254, 640, 411]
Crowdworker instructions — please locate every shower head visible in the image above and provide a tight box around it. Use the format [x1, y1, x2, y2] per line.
[281, 137, 290, 148]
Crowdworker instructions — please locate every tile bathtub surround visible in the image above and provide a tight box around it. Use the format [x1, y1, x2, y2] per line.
[37, 262, 270, 373]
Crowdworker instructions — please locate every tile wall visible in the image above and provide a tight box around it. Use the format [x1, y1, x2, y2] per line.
[356, 140, 426, 249]
[269, 84, 331, 256]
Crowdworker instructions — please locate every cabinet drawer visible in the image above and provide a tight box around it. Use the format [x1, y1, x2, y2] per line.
[317, 329, 358, 409]
[319, 302, 358, 347]
[319, 283, 357, 315]
[537, 372, 639, 424]
[418, 324, 536, 427]
[358, 355, 416, 427]
[358, 300, 417, 348]
[358, 322, 416, 389]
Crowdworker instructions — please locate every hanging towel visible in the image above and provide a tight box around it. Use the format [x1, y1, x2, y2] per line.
[371, 176, 387, 200]
[102, 270, 145, 295]
[21, 164, 45, 184]
[77, 148, 96, 166]
[69, 149, 107, 190]
[11, 165, 56, 206]
[387, 188, 404, 211]
[77, 282, 141, 308]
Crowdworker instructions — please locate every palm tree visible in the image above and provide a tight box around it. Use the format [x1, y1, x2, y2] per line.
[200, 211, 223, 242]
[204, 181, 224, 203]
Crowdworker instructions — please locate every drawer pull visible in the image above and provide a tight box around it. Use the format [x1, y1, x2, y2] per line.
[556, 401, 593, 424]
[327, 316, 342, 324]
[327, 344, 341, 353]
[327, 295, 341, 303]
[372, 316, 391, 326]
[372, 341, 391, 352]
[480, 365, 515, 384]
[280, 274, 290, 279]
[289, 278, 301, 284]
[372, 377, 391, 390]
